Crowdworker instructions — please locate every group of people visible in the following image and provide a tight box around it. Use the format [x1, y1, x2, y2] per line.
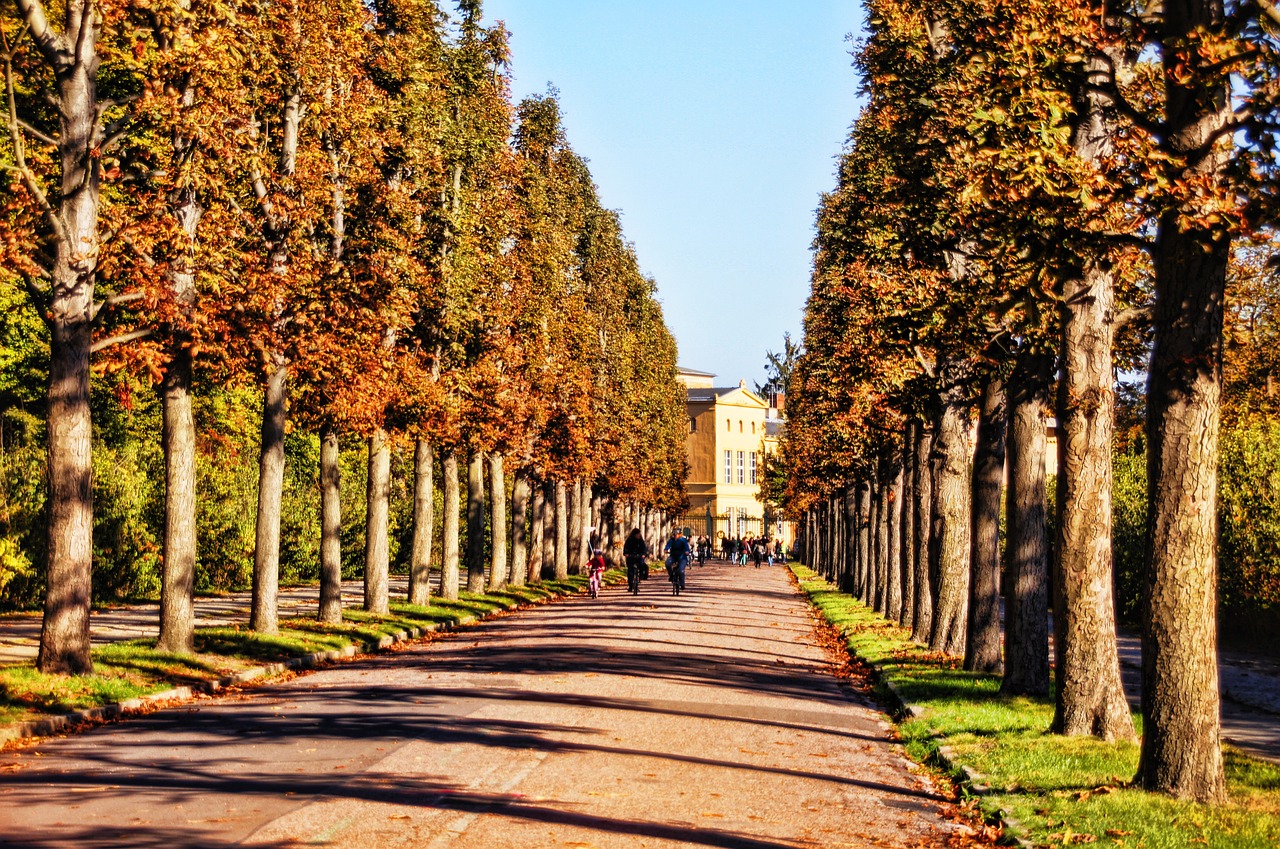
[589, 527, 788, 599]
[719, 535, 784, 567]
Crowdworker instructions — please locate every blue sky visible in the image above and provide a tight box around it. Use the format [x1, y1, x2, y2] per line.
[483, 0, 867, 388]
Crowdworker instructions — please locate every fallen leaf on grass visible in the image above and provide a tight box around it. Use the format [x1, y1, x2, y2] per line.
[1104, 830, 1133, 838]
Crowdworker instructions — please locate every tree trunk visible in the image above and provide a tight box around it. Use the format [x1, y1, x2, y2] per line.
[874, 477, 888, 614]
[856, 482, 871, 602]
[408, 439, 434, 605]
[530, 478, 546, 584]
[156, 345, 197, 653]
[251, 365, 288, 634]
[318, 424, 343, 624]
[1138, 0, 1230, 801]
[555, 482, 569, 579]
[32, 4, 102, 675]
[569, 479, 584, 570]
[466, 450, 486, 594]
[886, 462, 904, 622]
[965, 373, 1007, 674]
[510, 471, 530, 588]
[488, 453, 508, 591]
[364, 429, 391, 614]
[156, 175, 201, 655]
[899, 426, 916, 631]
[1001, 351, 1051, 696]
[841, 487, 857, 593]
[441, 450, 460, 600]
[911, 420, 935, 644]
[929, 393, 971, 657]
[1053, 259, 1135, 742]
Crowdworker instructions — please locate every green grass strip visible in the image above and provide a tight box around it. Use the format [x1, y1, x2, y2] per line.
[790, 564, 1280, 848]
[0, 571, 617, 730]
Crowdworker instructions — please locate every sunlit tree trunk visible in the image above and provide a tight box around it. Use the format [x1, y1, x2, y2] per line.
[530, 477, 546, 584]
[364, 430, 391, 614]
[929, 391, 971, 657]
[1001, 351, 1051, 696]
[488, 453, 507, 590]
[466, 451, 486, 593]
[1138, 0, 1230, 801]
[509, 470, 530, 588]
[441, 450, 461, 600]
[408, 439, 434, 605]
[318, 424, 343, 624]
[251, 365, 288, 634]
[1053, 258, 1134, 742]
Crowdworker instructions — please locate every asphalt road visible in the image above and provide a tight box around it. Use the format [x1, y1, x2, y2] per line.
[0, 563, 960, 848]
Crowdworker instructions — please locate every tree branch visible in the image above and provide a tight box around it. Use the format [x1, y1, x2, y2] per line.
[91, 290, 146, 322]
[91, 327, 154, 353]
[1113, 305, 1153, 330]
[12, 0, 68, 71]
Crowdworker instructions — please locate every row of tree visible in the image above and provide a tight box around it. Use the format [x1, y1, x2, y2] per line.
[0, 1, 687, 677]
[781, 0, 1280, 803]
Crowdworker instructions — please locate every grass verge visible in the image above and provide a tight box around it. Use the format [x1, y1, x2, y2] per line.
[0, 572, 616, 732]
[790, 564, 1280, 849]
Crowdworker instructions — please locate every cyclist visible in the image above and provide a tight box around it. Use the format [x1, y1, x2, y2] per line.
[623, 528, 648, 595]
[587, 548, 607, 599]
[664, 530, 691, 595]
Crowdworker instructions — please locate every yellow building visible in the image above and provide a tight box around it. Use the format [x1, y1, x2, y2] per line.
[676, 368, 789, 542]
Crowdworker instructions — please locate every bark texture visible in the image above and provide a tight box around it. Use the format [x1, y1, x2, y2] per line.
[911, 422, 935, 644]
[251, 366, 288, 634]
[1138, 0, 1229, 801]
[318, 425, 343, 624]
[509, 471, 530, 588]
[364, 429, 391, 614]
[530, 479, 546, 583]
[408, 439, 434, 605]
[35, 3, 103, 673]
[899, 427, 916, 631]
[1001, 353, 1051, 696]
[441, 450, 460, 600]
[929, 394, 971, 657]
[487, 453, 508, 590]
[1054, 259, 1134, 742]
[886, 463, 904, 622]
[965, 373, 1007, 674]
[157, 346, 197, 652]
[466, 451, 486, 594]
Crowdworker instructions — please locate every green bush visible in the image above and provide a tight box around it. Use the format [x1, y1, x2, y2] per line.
[0, 409, 45, 607]
[1220, 416, 1280, 622]
[1112, 450, 1147, 627]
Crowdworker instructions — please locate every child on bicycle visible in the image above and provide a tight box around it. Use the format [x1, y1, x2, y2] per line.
[587, 548, 607, 598]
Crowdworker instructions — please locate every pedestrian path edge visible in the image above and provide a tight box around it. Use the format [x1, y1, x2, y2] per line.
[0, 578, 613, 748]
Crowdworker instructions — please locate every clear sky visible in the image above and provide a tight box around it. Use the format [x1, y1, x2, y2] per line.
[482, 0, 867, 389]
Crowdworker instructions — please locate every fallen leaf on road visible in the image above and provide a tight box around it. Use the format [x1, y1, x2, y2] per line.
[389, 814, 411, 820]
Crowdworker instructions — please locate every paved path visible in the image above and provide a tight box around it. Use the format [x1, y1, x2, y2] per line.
[3, 564, 1276, 761]
[0, 564, 960, 848]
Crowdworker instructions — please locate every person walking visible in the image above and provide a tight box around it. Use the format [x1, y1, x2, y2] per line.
[623, 528, 648, 595]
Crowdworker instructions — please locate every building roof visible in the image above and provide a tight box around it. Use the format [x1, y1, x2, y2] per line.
[687, 384, 768, 407]
[677, 366, 717, 377]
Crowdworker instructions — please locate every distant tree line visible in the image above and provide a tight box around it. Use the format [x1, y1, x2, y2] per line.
[0, 1, 688, 676]
[782, 0, 1280, 803]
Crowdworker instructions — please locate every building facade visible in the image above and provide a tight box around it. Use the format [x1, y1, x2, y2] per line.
[676, 368, 790, 543]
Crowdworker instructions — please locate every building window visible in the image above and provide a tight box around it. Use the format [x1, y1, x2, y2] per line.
[724, 450, 732, 483]
[736, 450, 745, 484]
[726, 418, 731, 432]
[750, 452, 758, 485]
[751, 422, 756, 435]
[690, 416, 697, 433]
[739, 420, 743, 433]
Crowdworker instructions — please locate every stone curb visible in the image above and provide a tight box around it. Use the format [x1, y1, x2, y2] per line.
[840, 630, 1035, 849]
[790, 568, 1034, 848]
[0, 579, 606, 747]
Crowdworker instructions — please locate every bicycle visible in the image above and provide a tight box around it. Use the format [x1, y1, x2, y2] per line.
[589, 566, 604, 599]
[626, 556, 643, 595]
[668, 556, 687, 595]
